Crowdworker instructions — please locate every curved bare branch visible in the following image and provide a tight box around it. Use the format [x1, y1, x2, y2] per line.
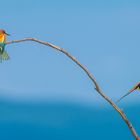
[6, 38, 140, 140]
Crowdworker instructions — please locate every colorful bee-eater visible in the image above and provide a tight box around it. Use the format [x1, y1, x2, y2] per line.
[117, 82, 140, 103]
[0, 29, 10, 61]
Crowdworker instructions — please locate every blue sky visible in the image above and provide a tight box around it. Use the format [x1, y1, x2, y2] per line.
[0, 0, 140, 105]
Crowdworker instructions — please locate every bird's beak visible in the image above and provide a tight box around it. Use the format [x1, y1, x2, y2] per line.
[5, 32, 10, 36]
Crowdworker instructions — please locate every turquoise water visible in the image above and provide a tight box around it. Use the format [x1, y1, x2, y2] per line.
[0, 100, 139, 140]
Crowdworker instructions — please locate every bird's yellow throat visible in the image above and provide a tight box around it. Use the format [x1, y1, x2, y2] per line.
[0, 34, 5, 43]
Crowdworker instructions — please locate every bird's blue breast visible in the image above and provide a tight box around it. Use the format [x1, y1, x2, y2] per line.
[0, 42, 5, 47]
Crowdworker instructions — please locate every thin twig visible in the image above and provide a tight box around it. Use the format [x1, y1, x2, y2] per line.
[6, 38, 140, 140]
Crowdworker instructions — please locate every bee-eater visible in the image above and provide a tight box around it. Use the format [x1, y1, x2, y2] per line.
[0, 29, 10, 61]
[117, 82, 140, 103]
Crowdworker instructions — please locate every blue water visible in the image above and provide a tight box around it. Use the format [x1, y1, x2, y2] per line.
[0, 99, 139, 140]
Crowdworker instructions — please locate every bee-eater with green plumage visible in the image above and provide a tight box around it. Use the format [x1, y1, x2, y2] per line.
[117, 82, 140, 103]
[0, 29, 10, 61]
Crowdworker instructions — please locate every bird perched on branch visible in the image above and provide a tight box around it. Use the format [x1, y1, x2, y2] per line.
[0, 29, 10, 61]
[117, 82, 140, 103]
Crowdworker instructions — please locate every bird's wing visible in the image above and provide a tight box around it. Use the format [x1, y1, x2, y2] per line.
[129, 82, 140, 93]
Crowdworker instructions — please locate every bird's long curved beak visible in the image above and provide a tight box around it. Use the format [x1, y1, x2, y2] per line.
[5, 32, 10, 36]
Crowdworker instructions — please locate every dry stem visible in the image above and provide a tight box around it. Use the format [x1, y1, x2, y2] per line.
[6, 38, 140, 140]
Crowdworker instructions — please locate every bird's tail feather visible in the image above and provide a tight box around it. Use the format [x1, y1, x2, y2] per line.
[0, 51, 10, 61]
[116, 91, 132, 103]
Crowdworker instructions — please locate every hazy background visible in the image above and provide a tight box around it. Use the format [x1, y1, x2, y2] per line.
[0, 0, 140, 139]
